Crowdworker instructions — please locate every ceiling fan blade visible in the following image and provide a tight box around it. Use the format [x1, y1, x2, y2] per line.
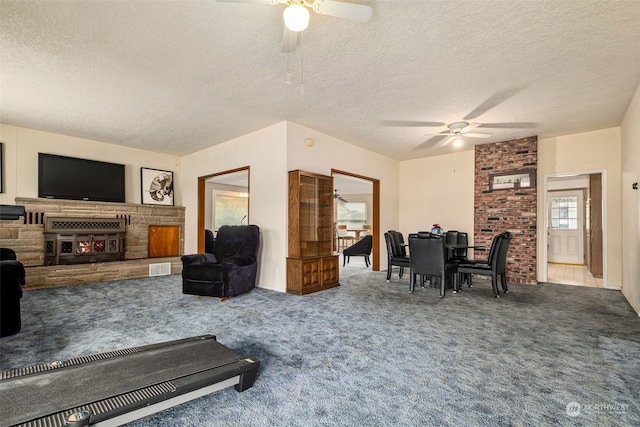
[440, 136, 457, 147]
[281, 26, 299, 52]
[463, 132, 491, 139]
[381, 120, 445, 127]
[463, 122, 482, 131]
[425, 134, 449, 142]
[313, 0, 373, 22]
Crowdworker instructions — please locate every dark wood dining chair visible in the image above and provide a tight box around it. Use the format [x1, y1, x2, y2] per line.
[408, 232, 458, 298]
[450, 231, 471, 286]
[457, 232, 512, 297]
[444, 230, 459, 261]
[384, 230, 410, 281]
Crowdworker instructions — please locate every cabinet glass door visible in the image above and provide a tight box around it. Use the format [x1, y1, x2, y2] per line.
[299, 175, 332, 257]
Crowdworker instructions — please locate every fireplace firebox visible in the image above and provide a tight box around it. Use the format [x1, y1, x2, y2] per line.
[44, 217, 126, 265]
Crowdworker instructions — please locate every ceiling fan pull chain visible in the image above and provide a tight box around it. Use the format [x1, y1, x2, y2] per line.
[286, 50, 292, 84]
[453, 145, 457, 173]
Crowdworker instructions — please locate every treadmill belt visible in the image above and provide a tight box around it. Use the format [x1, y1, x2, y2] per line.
[0, 335, 259, 426]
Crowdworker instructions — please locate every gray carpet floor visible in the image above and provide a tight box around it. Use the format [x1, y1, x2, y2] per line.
[1, 262, 639, 426]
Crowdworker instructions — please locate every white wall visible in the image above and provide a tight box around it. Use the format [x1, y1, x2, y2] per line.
[620, 83, 640, 315]
[181, 122, 288, 292]
[285, 122, 400, 272]
[538, 128, 622, 288]
[398, 149, 475, 241]
[0, 124, 181, 205]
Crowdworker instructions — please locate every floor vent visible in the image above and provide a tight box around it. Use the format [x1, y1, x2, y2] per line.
[149, 262, 171, 277]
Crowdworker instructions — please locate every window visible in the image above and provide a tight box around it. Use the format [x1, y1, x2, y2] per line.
[550, 196, 578, 229]
[336, 202, 367, 227]
[214, 195, 248, 230]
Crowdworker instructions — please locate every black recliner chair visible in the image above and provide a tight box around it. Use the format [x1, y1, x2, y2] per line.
[342, 235, 373, 267]
[181, 225, 260, 299]
[1, 248, 25, 337]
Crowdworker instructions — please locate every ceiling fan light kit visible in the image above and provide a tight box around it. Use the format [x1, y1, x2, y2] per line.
[283, 3, 310, 31]
[440, 122, 487, 146]
[448, 121, 469, 135]
[218, 0, 372, 52]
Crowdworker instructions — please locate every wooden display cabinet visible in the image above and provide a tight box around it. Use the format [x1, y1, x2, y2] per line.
[286, 170, 339, 295]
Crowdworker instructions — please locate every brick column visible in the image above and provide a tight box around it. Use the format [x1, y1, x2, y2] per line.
[474, 137, 537, 284]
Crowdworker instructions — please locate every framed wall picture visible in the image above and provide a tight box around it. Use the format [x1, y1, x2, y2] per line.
[489, 169, 536, 191]
[141, 167, 174, 205]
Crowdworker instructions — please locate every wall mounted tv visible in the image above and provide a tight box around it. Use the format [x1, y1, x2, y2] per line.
[38, 153, 126, 203]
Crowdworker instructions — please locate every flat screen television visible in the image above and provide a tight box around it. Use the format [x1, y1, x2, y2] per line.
[38, 153, 126, 203]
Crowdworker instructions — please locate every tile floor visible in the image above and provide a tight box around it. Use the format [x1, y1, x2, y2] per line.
[547, 262, 603, 288]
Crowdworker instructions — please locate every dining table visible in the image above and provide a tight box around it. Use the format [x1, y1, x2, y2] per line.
[348, 229, 367, 241]
[444, 243, 484, 250]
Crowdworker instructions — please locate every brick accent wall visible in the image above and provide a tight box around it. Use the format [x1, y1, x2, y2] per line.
[474, 137, 538, 284]
[0, 198, 185, 289]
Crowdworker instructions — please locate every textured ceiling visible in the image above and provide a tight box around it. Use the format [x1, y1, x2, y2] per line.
[1, 0, 639, 161]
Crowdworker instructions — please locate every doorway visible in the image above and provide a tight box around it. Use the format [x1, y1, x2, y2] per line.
[332, 170, 380, 271]
[197, 167, 249, 253]
[544, 172, 604, 287]
[548, 189, 585, 264]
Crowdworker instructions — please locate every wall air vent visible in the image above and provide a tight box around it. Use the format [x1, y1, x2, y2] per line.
[149, 262, 171, 277]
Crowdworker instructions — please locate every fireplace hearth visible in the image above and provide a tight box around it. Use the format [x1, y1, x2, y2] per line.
[44, 217, 126, 265]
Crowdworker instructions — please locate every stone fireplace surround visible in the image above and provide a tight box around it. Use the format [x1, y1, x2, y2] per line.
[0, 198, 185, 289]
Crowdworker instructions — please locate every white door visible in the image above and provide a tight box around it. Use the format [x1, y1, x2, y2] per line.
[548, 190, 584, 264]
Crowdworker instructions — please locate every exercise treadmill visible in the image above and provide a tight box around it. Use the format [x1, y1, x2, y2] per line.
[0, 335, 259, 426]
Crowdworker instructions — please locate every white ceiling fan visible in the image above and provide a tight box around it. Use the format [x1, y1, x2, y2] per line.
[430, 122, 492, 147]
[217, 0, 373, 52]
[334, 189, 349, 202]
[382, 88, 537, 150]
